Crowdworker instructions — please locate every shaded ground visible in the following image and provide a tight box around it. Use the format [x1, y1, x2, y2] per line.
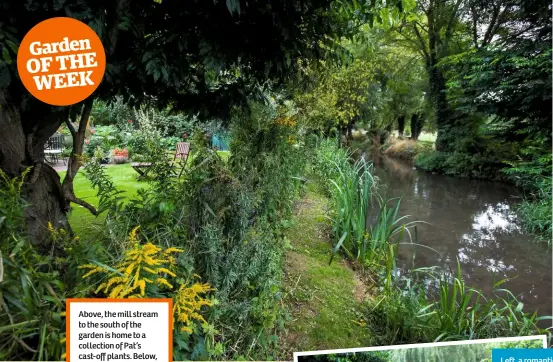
[278, 186, 370, 359]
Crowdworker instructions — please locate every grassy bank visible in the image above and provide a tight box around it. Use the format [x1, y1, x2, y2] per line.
[279, 185, 370, 359]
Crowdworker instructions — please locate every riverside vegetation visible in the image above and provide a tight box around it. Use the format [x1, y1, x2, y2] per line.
[0, 0, 550, 360]
[2, 102, 549, 361]
[297, 338, 545, 362]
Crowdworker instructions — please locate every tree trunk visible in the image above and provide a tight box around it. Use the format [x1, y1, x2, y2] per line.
[0, 91, 98, 250]
[410, 113, 425, 140]
[61, 98, 98, 218]
[0, 93, 70, 252]
[426, 59, 456, 152]
[346, 120, 354, 140]
[397, 115, 405, 138]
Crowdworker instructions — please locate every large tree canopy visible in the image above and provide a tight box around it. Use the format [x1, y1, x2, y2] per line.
[1, 0, 354, 118]
[0, 0, 339, 244]
[0, 0, 396, 245]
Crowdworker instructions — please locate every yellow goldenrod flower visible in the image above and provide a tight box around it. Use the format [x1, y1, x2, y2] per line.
[143, 266, 158, 274]
[157, 268, 176, 277]
[109, 284, 126, 299]
[129, 226, 140, 242]
[81, 266, 104, 279]
[173, 281, 215, 333]
[165, 247, 184, 254]
[80, 228, 182, 300]
[138, 280, 146, 296]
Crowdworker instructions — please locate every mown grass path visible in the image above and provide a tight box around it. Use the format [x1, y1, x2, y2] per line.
[278, 187, 370, 359]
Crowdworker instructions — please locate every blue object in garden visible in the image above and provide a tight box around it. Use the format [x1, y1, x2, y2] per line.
[492, 348, 552, 362]
[212, 134, 230, 151]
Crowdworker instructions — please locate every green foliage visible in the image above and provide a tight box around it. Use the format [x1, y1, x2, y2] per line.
[294, 58, 377, 130]
[91, 96, 134, 127]
[294, 27, 428, 136]
[0, 169, 62, 360]
[228, 100, 306, 224]
[326, 157, 377, 265]
[84, 125, 129, 160]
[443, 37, 551, 141]
[415, 150, 511, 181]
[517, 198, 552, 246]
[309, 137, 351, 196]
[503, 149, 552, 245]
[367, 261, 550, 346]
[0, 169, 108, 360]
[311, 140, 417, 267]
[1, 0, 400, 121]
[78, 100, 306, 360]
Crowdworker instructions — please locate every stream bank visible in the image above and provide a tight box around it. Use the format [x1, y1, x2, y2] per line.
[347, 132, 551, 320]
[278, 186, 370, 359]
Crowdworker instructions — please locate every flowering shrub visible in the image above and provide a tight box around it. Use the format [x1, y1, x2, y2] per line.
[112, 148, 129, 157]
[79, 226, 184, 298]
[79, 227, 216, 335]
[274, 116, 297, 127]
[173, 281, 215, 333]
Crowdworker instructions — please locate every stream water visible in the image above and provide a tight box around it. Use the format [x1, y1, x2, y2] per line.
[363, 153, 552, 321]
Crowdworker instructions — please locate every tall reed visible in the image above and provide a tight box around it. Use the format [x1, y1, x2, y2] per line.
[328, 157, 416, 267]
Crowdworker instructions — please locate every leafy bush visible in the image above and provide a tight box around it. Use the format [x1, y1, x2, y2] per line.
[229, 101, 306, 224]
[90, 96, 134, 127]
[309, 137, 351, 196]
[503, 150, 552, 245]
[0, 169, 107, 360]
[79, 100, 305, 360]
[84, 125, 132, 161]
[415, 150, 509, 181]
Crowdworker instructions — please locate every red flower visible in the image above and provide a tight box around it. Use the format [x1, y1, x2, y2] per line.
[128, 119, 133, 123]
[113, 148, 129, 157]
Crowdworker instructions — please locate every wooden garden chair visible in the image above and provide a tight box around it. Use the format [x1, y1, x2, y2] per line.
[172, 142, 191, 178]
[131, 142, 190, 179]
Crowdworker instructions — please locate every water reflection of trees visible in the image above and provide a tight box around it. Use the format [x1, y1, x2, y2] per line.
[362, 153, 552, 316]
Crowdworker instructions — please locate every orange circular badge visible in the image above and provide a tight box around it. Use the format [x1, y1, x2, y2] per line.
[17, 17, 106, 106]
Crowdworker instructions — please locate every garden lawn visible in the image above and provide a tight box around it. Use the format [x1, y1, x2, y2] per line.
[58, 163, 148, 236]
[57, 151, 230, 236]
[279, 184, 370, 359]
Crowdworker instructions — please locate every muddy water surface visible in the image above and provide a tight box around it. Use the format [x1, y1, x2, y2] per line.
[363, 153, 552, 320]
